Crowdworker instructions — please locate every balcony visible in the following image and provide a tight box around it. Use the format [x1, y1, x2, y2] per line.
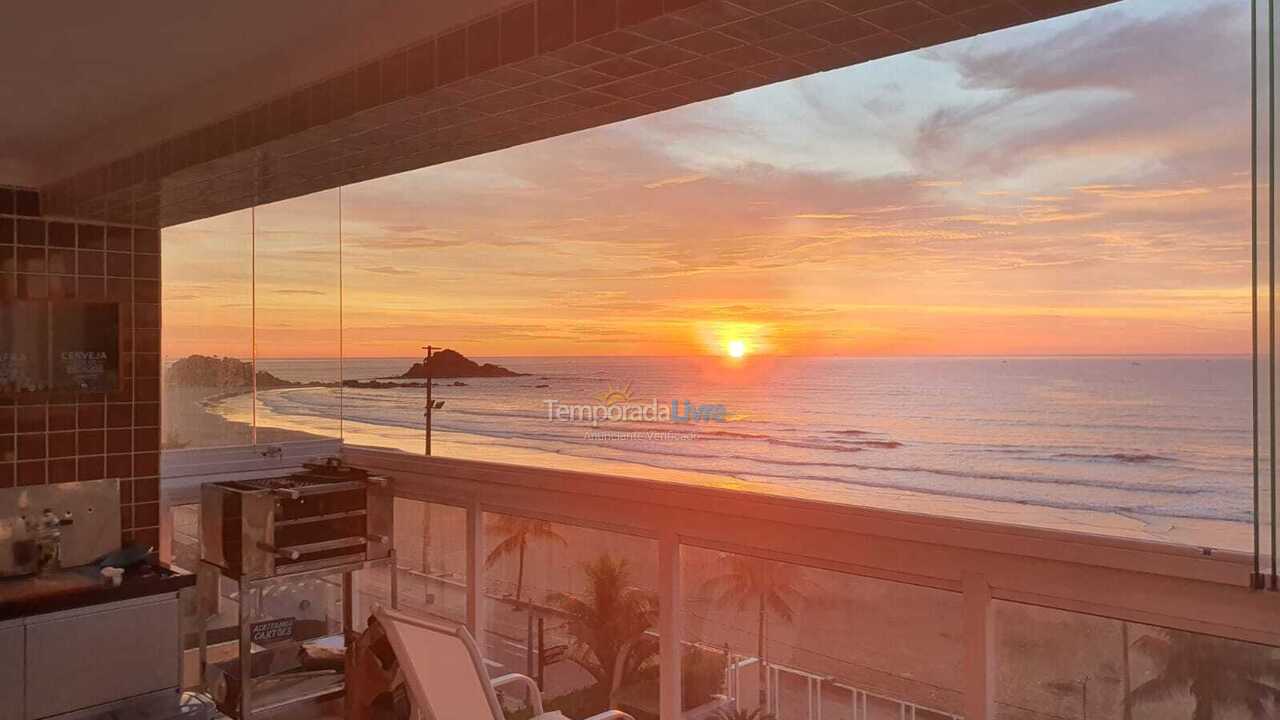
[160, 443, 1280, 720]
[6, 1, 1280, 718]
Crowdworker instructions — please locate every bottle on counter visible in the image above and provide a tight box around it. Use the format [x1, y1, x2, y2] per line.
[35, 508, 73, 574]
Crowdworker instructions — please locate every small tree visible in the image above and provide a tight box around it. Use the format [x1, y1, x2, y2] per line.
[548, 554, 658, 709]
[485, 515, 567, 607]
[714, 709, 776, 720]
[701, 556, 810, 709]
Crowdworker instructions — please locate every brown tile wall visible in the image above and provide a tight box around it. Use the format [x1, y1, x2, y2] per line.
[0, 185, 161, 549]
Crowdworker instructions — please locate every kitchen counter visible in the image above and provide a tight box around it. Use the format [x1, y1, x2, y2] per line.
[0, 561, 194, 621]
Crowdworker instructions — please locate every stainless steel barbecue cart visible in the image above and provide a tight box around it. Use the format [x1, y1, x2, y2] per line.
[195, 458, 398, 718]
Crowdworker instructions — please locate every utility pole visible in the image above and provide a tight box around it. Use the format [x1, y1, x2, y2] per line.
[422, 345, 437, 456]
[536, 617, 545, 690]
[420, 344, 444, 606]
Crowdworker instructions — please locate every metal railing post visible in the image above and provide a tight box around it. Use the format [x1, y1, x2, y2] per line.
[816, 677, 823, 720]
[157, 494, 173, 565]
[659, 529, 683, 720]
[772, 666, 780, 716]
[964, 573, 995, 720]
[466, 498, 485, 649]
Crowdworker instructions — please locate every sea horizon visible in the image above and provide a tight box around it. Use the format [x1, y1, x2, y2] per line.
[169, 352, 1255, 361]
[175, 354, 1258, 552]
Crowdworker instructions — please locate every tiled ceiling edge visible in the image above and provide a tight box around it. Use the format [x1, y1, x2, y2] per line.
[40, 0, 1117, 229]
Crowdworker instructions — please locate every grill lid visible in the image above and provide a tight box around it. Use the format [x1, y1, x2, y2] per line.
[215, 458, 379, 496]
[299, 457, 371, 482]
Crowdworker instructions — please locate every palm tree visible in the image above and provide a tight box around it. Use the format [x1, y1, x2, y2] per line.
[701, 556, 810, 709]
[548, 554, 658, 708]
[1128, 628, 1280, 719]
[485, 515, 567, 607]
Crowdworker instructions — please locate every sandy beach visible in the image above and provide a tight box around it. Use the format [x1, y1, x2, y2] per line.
[162, 385, 322, 449]
[198, 387, 1253, 553]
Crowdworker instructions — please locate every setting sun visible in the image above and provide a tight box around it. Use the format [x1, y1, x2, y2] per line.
[698, 322, 770, 358]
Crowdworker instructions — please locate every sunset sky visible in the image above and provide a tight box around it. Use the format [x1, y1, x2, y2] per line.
[163, 0, 1253, 359]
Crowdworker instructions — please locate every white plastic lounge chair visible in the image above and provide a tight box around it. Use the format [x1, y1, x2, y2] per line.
[376, 607, 636, 720]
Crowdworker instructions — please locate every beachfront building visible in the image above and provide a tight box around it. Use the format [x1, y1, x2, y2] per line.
[3, 1, 1280, 719]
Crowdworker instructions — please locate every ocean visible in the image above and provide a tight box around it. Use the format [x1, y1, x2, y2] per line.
[239, 356, 1254, 539]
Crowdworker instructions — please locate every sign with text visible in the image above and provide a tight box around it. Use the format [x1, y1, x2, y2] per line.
[250, 617, 296, 645]
[541, 643, 569, 665]
[49, 302, 120, 392]
[0, 300, 49, 393]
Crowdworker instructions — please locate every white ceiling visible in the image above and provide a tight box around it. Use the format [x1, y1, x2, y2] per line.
[0, 0, 513, 187]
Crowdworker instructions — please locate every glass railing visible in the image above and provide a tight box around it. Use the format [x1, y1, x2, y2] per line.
[332, 445, 1280, 720]
[995, 601, 1280, 720]
[682, 545, 964, 719]
[157, 441, 1280, 716]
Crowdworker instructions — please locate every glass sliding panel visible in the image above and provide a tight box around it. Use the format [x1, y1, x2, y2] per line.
[324, 181, 423, 452]
[682, 546, 964, 720]
[354, 499, 469, 630]
[337, 173, 519, 457]
[995, 600, 1280, 720]
[482, 512, 660, 719]
[323, 0, 1257, 552]
[169, 502, 200, 573]
[1257, 0, 1279, 587]
[253, 189, 342, 442]
[172, 501, 202, 688]
[161, 209, 253, 449]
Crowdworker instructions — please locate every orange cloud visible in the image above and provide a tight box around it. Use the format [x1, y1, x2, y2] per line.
[644, 174, 707, 189]
[1071, 184, 1213, 200]
[162, 0, 1251, 360]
